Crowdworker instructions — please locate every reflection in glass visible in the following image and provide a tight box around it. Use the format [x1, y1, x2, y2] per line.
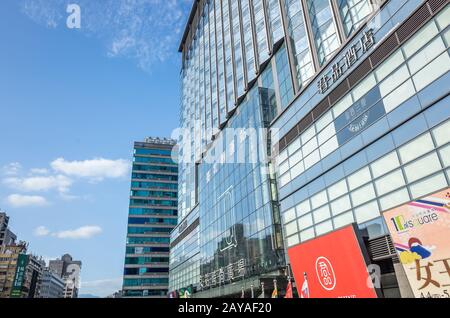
[306, 0, 340, 66]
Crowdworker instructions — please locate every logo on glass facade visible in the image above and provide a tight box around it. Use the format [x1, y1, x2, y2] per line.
[218, 187, 237, 252]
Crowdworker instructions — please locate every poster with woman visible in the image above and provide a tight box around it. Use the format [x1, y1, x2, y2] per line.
[383, 188, 450, 298]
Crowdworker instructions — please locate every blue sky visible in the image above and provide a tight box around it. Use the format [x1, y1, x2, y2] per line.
[0, 0, 191, 297]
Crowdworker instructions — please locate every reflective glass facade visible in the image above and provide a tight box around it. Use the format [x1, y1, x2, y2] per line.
[123, 139, 177, 298]
[173, 0, 449, 298]
[173, 0, 375, 298]
[177, 2, 375, 215]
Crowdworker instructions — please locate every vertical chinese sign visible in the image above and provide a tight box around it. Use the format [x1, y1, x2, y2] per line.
[10, 254, 29, 298]
[383, 188, 450, 298]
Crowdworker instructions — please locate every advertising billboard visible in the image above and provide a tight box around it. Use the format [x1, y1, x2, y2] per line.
[10, 254, 29, 298]
[288, 225, 377, 298]
[383, 188, 450, 298]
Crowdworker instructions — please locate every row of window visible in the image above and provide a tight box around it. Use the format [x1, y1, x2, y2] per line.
[127, 227, 173, 235]
[128, 218, 177, 226]
[128, 208, 177, 216]
[129, 199, 177, 207]
[132, 173, 177, 181]
[132, 164, 178, 173]
[124, 257, 169, 265]
[126, 246, 170, 254]
[133, 156, 176, 165]
[131, 181, 177, 190]
[283, 118, 450, 247]
[124, 267, 168, 276]
[123, 290, 167, 297]
[130, 190, 177, 199]
[180, 0, 374, 181]
[123, 278, 169, 287]
[134, 148, 173, 157]
[126, 237, 170, 245]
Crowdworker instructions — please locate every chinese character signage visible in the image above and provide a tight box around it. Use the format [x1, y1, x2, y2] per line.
[288, 225, 378, 298]
[383, 188, 450, 298]
[10, 254, 29, 298]
[317, 29, 375, 94]
[199, 259, 246, 290]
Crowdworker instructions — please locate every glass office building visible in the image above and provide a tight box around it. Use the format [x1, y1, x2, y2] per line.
[171, 0, 450, 298]
[122, 138, 178, 298]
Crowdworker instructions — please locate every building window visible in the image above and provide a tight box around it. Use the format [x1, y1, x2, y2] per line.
[374, 170, 405, 196]
[306, 0, 340, 66]
[275, 45, 295, 110]
[354, 200, 379, 224]
[432, 119, 450, 147]
[398, 133, 435, 165]
[337, 0, 372, 37]
[379, 188, 409, 211]
[253, 0, 270, 63]
[412, 52, 450, 92]
[299, 227, 315, 242]
[403, 20, 439, 58]
[267, 0, 284, 44]
[403, 152, 442, 184]
[333, 211, 354, 229]
[409, 173, 448, 199]
[370, 151, 400, 178]
[298, 213, 314, 230]
[284, 0, 315, 87]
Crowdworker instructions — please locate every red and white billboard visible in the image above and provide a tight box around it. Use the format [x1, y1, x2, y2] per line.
[288, 225, 377, 298]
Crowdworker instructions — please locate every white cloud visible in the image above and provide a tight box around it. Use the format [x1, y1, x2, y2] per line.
[2, 162, 22, 176]
[59, 193, 80, 201]
[4, 175, 72, 193]
[109, 35, 136, 56]
[53, 225, 102, 239]
[21, 0, 62, 28]
[6, 194, 49, 208]
[30, 168, 49, 175]
[35, 225, 102, 240]
[51, 158, 130, 181]
[20, 0, 192, 71]
[34, 226, 51, 237]
[80, 277, 122, 298]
